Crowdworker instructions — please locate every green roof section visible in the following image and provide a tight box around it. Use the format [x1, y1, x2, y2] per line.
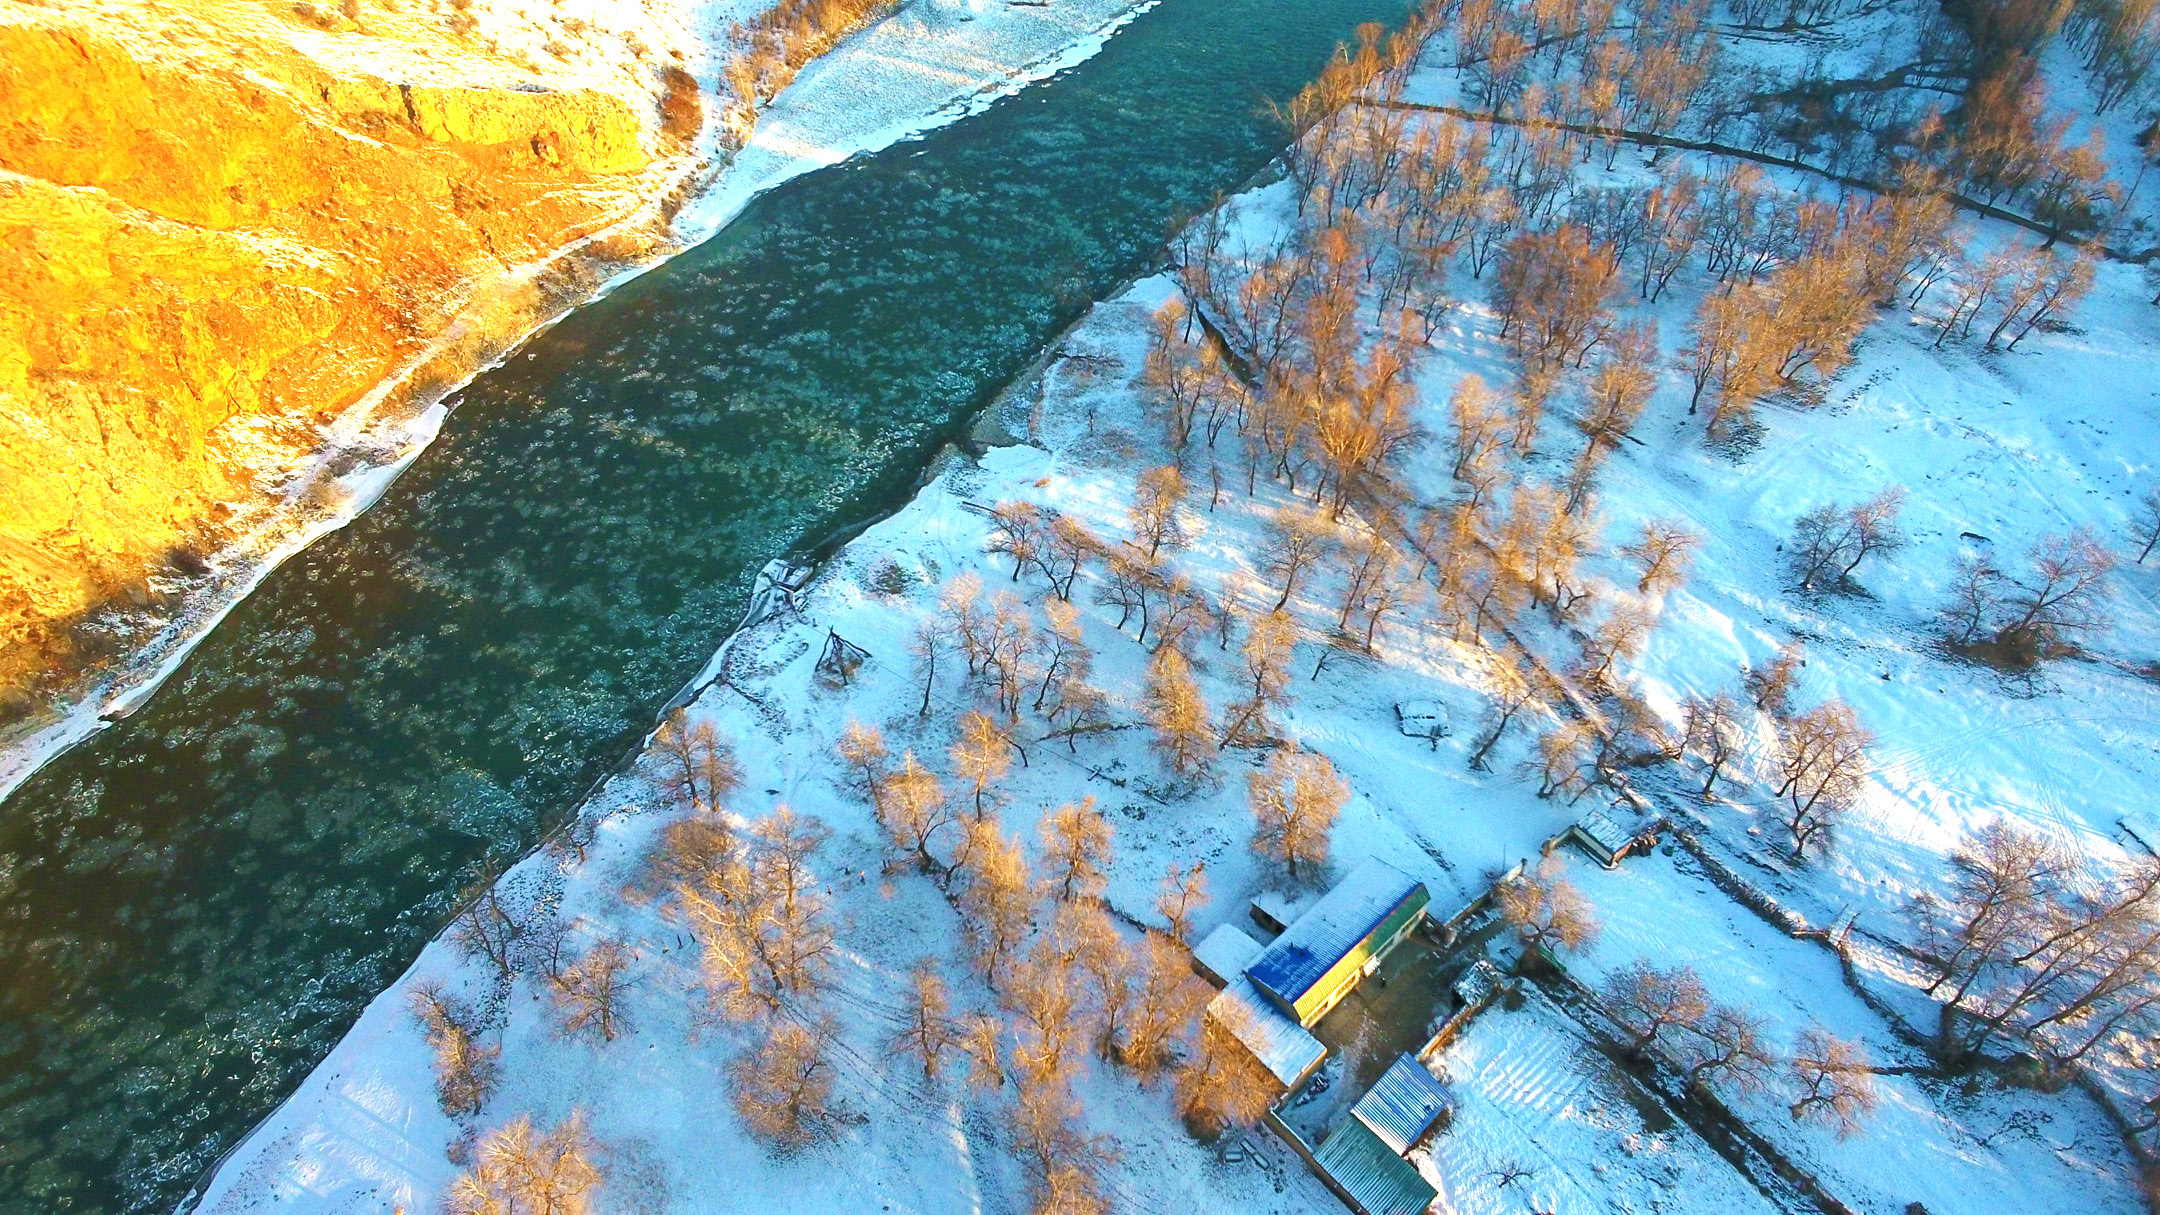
[1313, 1121, 1437, 1215]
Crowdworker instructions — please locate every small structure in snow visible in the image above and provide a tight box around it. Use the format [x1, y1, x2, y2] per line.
[815, 630, 870, 686]
[1452, 959, 1507, 1012]
[1207, 977, 1327, 1091]
[1247, 858, 1431, 1026]
[1555, 808, 1642, 868]
[1194, 923, 1265, 989]
[1351, 1053, 1455, 1154]
[1249, 888, 1311, 935]
[1311, 1121, 1438, 1215]
[1393, 701, 1450, 749]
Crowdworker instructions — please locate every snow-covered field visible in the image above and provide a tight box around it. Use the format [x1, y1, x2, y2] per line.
[187, 1, 2160, 1212]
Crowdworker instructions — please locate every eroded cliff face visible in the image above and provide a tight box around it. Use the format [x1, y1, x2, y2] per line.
[0, 0, 703, 709]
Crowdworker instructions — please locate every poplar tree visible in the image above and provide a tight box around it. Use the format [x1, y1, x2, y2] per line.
[1247, 747, 1349, 880]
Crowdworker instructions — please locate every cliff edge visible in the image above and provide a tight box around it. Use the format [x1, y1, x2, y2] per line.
[0, 0, 710, 708]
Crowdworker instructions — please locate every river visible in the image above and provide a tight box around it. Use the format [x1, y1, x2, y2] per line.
[0, 0, 1412, 1208]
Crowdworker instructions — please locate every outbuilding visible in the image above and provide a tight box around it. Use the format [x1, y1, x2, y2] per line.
[1311, 1121, 1438, 1215]
[1246, 858, 1431, 1026]
[1350, 1053, 1455, 1155]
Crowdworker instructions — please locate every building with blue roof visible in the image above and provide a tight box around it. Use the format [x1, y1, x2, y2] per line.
[1350, 1054, 1455, 1155]
[1245, 858, 1430, 1026]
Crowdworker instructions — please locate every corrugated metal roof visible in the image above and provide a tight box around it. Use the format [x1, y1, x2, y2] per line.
[1351, 1054, 1455, 1155]
[1247, 859, 1426, 1006]
[1206, 976, 1326, 1089]
[1194, 923, 1264, 986]
[1575, 808, 1635, 855]
[1313, 1121, 1438, 1215]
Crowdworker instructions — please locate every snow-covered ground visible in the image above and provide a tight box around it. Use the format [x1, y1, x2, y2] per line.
[185, 3, 2160, 1212]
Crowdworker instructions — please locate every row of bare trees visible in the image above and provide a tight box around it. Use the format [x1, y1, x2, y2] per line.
[1603, 958, 1882, 1135]
[1911, 818, 2160, 1072]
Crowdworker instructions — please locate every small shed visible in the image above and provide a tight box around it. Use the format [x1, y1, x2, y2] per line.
[1247, 858, 1430, 1026]
[1312, 1122, 1438, 1215]
[1351, 1054, 1455, 1155]
[1452, 959, 1507, 1011]
[1194, 923, 1264, 989]
[1207, 977, 1327, 1091]
[1393, 701, 1450, 749]
[1558, 808, 1641, 868]
[1249, 888, 1311, 935]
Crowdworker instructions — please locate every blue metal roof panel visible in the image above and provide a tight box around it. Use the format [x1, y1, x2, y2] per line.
[1313, 1121, 1437, 1215]
[1351, 1054, 1455, 1155]
[1246, 859, 1425, 1006]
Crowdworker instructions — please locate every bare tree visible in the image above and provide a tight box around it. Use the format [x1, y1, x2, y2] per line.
[1575, 602, 1654, 690]
[835, 718, 890, 820]
[652, 710, 745, 814]
[910, 618, 951, 720]
[941, 572, 991, 679]
[958, 817, 1035, 982]
[1130, 466, 1190, 561]
[1787, 1026, 1880, 1136]
[410, 983, 499, 1117]
[1248, 746, 1350, 881]
[1466, 660, 1534, 770]
[1032, 597, 1092, 713]
[2136, 484, 2160, 565]
[551, 939, 634, 1044]
[1144, 647, 1214, 782]
[1911, 819, 2160, 1067]
[1041, 797, 1113, 903]
[678, 808, 836, 1019]
[1526, 719, 1599, 801]
[445, 1111, 604, 1215]
[1262, 506, 1336, 611]
[1154, 862, 1208, 943]
[1142, 299, 1207, 463]
[1219, 608, 1297, 747]
[1624, 519, 1700, 595]
[1677, 1004, 1780, 1098]
[1774, 700, 1872, 860]
[1991, 528, 2116, 664]
[1746, 640, 1805, 717]
[882, 750, 954, 873]
[1448, 373, 1511, 503]
[1940, 552, 2006, 647]
[1497, 856, 1601, 963]
[452, 884, 527, 985]
[952, 710, 1016, 813]
[1122, 932, 1209, 1074]
[1175, 1014, 1280, 1140]
[1039, 515, 1101, 602]
[1681, 692, 1745, 799]
[731, 1017, 839, 1150]
[1491, 224, 1620, 368]
[1792, 488, 1906, 592]
[1603, 958, 1709, 1056]
[988, 501, 1050, 583]
[893, 958, 958, 1081]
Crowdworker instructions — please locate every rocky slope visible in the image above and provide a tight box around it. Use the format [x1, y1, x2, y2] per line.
[0, 0, 711, 709]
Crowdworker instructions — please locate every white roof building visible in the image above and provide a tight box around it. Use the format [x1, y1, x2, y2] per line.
[1206, 976, 1327, 1091]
